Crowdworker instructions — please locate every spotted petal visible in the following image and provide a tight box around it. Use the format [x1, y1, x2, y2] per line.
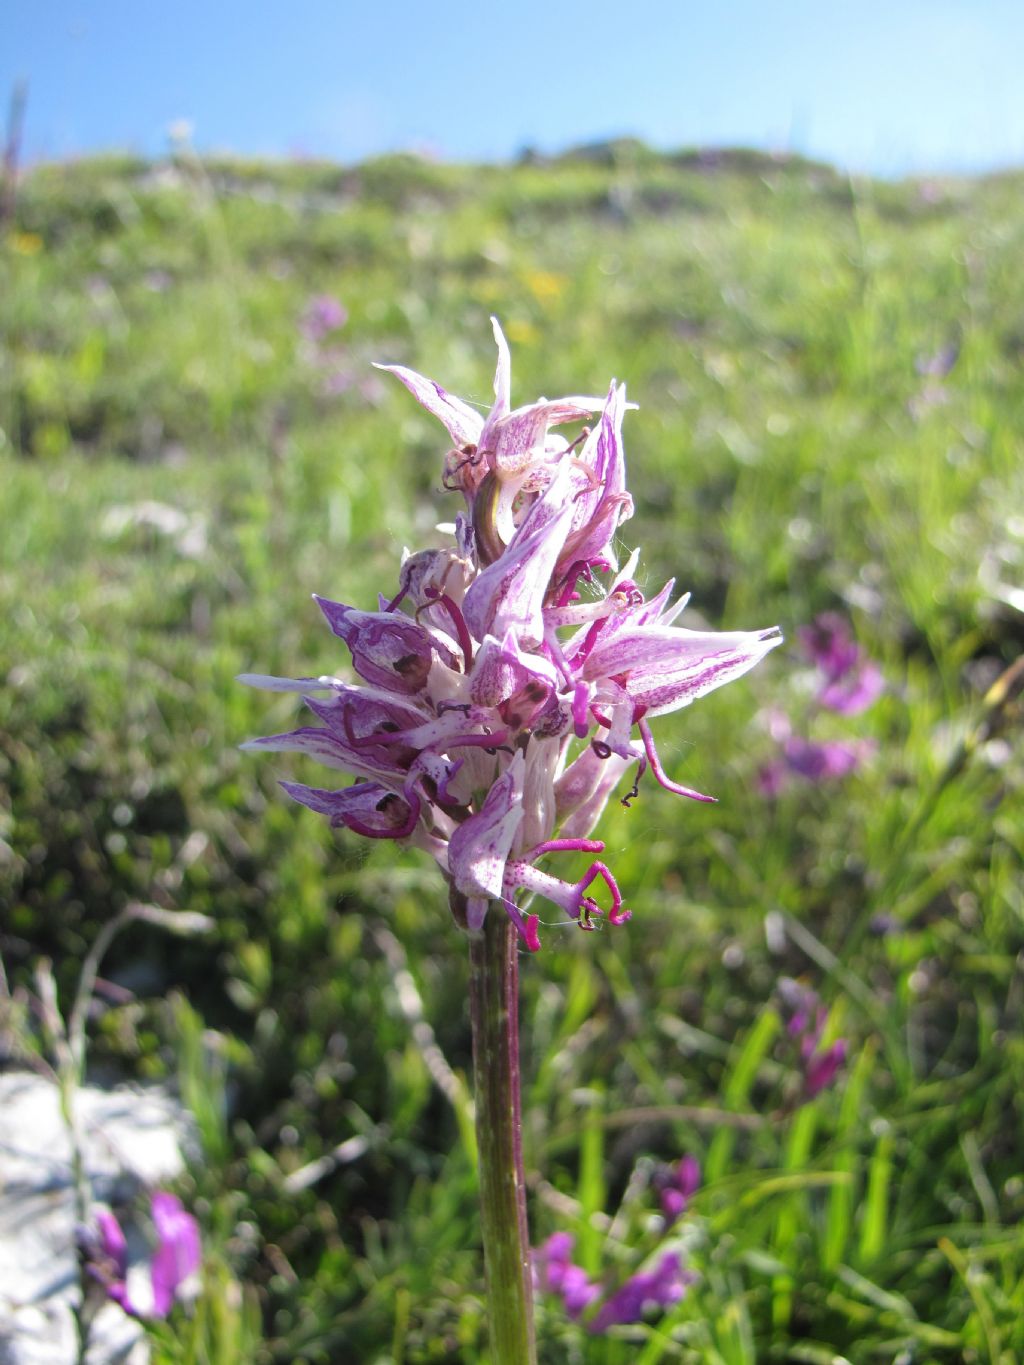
[314, 598, 442, 693]
[583, 625, 783, 716]
[447, 752, 524, 899]
[463, 467, 576, 647]
[281, 779, 417, 837]
[240, 727, 403, 785]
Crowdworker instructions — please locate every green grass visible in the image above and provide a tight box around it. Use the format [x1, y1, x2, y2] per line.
[2, 143, 1023, 1362]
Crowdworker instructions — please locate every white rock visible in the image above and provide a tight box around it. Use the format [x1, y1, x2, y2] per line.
[0, 1072, 196, 1365]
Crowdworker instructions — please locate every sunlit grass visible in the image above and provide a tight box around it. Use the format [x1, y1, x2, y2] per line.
[2, 146, 1023, 1362]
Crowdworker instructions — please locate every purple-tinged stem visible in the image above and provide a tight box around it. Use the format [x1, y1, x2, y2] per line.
[468, 905, 537, 1364]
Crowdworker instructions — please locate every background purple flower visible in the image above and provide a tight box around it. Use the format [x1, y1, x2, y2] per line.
[805, 1039, 848, 1098]
[149, 1192, 202, 1316]
[532, 1233, 600, 1320]
[759, 613, 882, 793]
[798, 612, 883, 715]
[299, 293, 348, 344]
[778, 978, 847, 1101]
[655, 1154, 700, 1224]
[91, 1192, 201, 1320]
[588, 1251, 694, 1332]
[798, 613, 860, 682]
[782, 736, 872, 782]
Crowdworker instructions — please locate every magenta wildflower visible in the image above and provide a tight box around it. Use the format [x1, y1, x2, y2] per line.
[757, 711, 874, 794]
[759, 613, 881, 794]
[797, 613, 883, 716]
[300, 293, 348, 343]
[781, 735, 870, 782]
[243, 321, 781, 949]
[532, 1233, 601, 1320]
[804, 1038, 849, 1098]
[297, 295, 369, 398]
[94, 1209, 128, 1292]
[91, 1193, 201, 1319]
[588, 1251, 695, 1332]
[778, 977, 847, 1101]
[149, 1193, 203, 1316]
[654, 1153, 701, 1224]
[534, 1233, 695, 1333]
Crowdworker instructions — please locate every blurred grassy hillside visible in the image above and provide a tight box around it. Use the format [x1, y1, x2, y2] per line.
[2, 143, 1023, 1362]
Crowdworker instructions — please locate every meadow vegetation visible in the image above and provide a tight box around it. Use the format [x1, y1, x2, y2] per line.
[2, 140, 1023, 1362]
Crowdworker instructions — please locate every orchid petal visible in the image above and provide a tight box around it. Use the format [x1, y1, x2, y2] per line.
[469, 629, 560, 708]
[476, 316, 512, 456]
[805, 1039, 848, 1097]
[374, 362, 483, 448]
[488, 398, 606, 477]
[556, 749, 633, 838]
[584, 624, 783, 715]
[466, 896, 489, 931]
[237, 673, 345, 692]
[558, 382, 634, 567]
[281, 780, 418, 837]
[314, 598, 441, 692]
[463, 468, 576, 647]
[783, 736, 870, 781]
[241, 727, 403, 784]
[447, 752, 525, 899]
[797, 612, 860, 680]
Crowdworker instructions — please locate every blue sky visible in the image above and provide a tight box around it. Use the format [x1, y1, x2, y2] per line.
[5, 1, 1024, 176]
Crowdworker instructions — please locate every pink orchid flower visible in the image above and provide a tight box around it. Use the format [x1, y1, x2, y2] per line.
[243, 322, 781, 949]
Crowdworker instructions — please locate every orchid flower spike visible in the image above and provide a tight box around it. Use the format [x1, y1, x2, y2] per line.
[243, 322, 782, 950]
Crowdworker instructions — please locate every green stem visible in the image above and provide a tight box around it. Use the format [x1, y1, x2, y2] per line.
[59, 1069, 93, 1365]
[468, 906, 536, 1365]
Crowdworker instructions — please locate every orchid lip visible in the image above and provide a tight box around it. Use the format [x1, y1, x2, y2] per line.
[554, 557, 611, 607]
[637, 717, 716, 803]
[571, 681, 591, 738]
[506, 849, 631, 930]
[421, 587, 475, 671]
[527, 837, 605, 858]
